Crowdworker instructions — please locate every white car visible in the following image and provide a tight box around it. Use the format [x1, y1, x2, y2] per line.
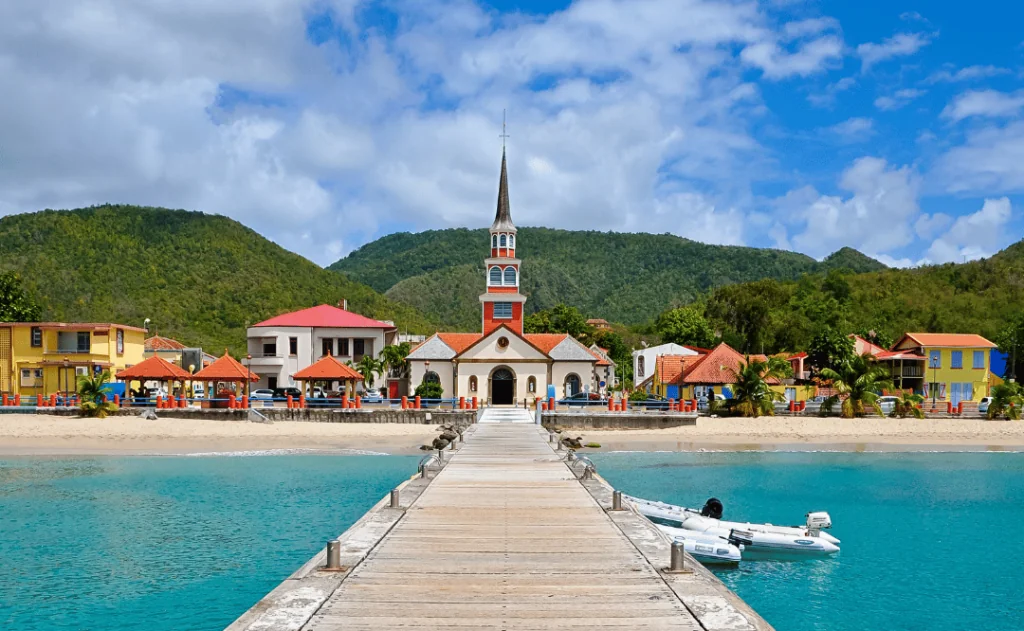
[875, 395, 899, 415]
[978, 397, 992, 414]
[250, 389, 275, 400]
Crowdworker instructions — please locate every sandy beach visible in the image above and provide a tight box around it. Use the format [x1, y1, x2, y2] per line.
[1, 413, 1023, 456]
[574, 416, 1024, 452]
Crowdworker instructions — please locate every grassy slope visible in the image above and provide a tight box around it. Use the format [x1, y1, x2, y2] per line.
[0, 206, 432, 353]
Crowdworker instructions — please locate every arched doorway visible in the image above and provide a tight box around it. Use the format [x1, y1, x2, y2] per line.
[564, 373, 582, 397]
[490, 367, 516, 405]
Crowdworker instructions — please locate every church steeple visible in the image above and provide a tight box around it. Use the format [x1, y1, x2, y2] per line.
[480, 146, 525, 335]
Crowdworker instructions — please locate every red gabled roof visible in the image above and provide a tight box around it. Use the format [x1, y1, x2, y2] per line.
[788, 351, 808, 360]
[895, 333, 997, 349]
[292, 354, 363, 381]
[655, 355, 697, 384]
[2, 322, 147, 332]
[115, 356, 193, 381]
[437, 333, 484, 354]
[145, 335, 186, 351]
[524, 333, 570, 355]
[192, 351, 259, 382]
[876, 350, 926, 360]
[678, 343, 780, 385]
[252, 304, 396, 329]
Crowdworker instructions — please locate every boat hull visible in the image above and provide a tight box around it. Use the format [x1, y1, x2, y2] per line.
[655, 524, 742, 564]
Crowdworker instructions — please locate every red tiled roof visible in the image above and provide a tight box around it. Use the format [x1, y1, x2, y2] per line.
[524, 333, 570, 354]
[876, 350, 926, 360]
[896, 333, 997, 349]
[252, 304, 396, 329]
[677, 343, 780, 385]
[116, 356, 193, 381]
[292, 354, 363, 381]
[437, 333, 484, 354]
[850, 334, 888, 357]
[788, 351, 808, 360]
[655, 355, 695, 384]
[2, 322, 148, 332]
[145, 335, 186, 351]
[192, 351, 259, 382]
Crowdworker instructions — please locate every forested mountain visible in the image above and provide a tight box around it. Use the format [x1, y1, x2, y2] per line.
[0, 206, 431, 352]
[702, 242, 1024, 355]
[329, 228, 887, 329]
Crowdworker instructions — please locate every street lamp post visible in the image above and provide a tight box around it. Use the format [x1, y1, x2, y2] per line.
[62, 358, 70, 404]
[930, 354, 939, 407]
[245, 354, 252, 400]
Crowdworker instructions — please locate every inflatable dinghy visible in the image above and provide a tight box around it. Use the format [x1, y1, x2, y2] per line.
[655, 524, 743, 564]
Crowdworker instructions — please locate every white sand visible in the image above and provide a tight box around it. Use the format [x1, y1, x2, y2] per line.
[575, 416, 1024, 451]
[0, 414, 440, 455]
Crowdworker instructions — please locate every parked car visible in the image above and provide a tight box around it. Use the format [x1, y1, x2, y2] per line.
[273, 387, 302, 400]
[634, 394, 671, 410]
[250, 389, 275, 400]
[875, 395, 899, 415]
[560, 392, 605, 408]
[307, 386, 326, 399]
[979, 396, 992, 414]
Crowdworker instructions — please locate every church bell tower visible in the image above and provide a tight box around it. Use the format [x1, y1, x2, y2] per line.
[480, 148, 526, 335]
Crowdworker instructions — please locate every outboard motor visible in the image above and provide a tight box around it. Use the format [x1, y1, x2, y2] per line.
[700, 497, 724, 519]
[727, 528, 754, 548]
[805, 511, 832, 535]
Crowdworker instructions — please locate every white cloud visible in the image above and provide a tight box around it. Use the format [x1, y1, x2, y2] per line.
[941, 89, 1024, 122]
[782, 17, 840, 40]
[914, 213, 952, 239]
[857, 32, 932, 72]
[936, 120, 1024, 193]
[874, 88, 925, 111]
[827, 117, 875, 142]
[741, 35, 844, 79]
[926, 65, 1009, 83]
[788, 157, 921, 258]
[924, 198, 1012, 263]
[870, 253, 916, 268]
[807, 76, 856, 108]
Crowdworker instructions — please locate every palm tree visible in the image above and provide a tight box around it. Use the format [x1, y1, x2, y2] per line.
[987, 382, 1023, 420]
[819, 353, 893, 418]
[356, 355, 383, 389]
[724, 356, 791, 417]
[890, 391, 925, 419]
[77, 370, 118, 419]
[380, 342, 411, 379]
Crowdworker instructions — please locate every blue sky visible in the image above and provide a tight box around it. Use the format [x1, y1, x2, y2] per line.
[1, 0, 1022, 267]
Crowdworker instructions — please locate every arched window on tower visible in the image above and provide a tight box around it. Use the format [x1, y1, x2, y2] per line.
[509, 234, 515, 249]
[504, 267, 517, 286]
[500, 234, 507, 247]
[492, 234, 497, 248]
[489, 266, 502, 285]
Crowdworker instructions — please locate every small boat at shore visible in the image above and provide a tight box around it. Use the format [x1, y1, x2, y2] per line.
[627, 495, 840, 557]
[655, 524, 743, 564]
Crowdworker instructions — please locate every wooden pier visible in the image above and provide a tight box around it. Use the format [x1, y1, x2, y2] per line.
[226, 423, 773, 631]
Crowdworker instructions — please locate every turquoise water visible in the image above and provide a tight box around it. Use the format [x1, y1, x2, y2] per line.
[0, 454, 417, 631]
[592, 451, 1024, 631]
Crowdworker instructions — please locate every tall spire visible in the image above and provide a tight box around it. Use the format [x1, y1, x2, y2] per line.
[491, 146, 515, 232]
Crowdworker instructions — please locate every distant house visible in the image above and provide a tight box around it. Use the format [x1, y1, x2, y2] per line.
[644, 354, 704, 400]
[588, 344, 617, 391]
[144, 335, 215, 371]
[889, 333, 997, 405]
[246, 303, 398, 392]
[787, 351, 809, 380]
[633, 343, 699, 389]
[587, 318, 612, 332]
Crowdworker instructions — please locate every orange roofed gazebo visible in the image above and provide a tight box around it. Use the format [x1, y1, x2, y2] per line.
[292, 353, 363, 397]
[116, 356, 194, 401]
[192, 350, 259, 406]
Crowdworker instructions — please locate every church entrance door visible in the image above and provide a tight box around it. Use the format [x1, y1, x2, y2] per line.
[490, 368, 515, 405]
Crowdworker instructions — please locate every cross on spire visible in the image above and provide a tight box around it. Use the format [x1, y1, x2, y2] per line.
[499, 109, 510, 150]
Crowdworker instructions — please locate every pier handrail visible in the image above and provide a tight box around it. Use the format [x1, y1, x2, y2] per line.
[417, 453, 441, 474]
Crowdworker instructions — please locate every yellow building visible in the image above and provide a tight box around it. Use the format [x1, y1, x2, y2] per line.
[890, 333, 997, 405]
[0, 322, 146, 396]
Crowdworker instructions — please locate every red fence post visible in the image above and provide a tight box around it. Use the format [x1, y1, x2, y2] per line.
[459, 396, 466, 410]
[946, 401, 953, 414]
[472, 396, 478, 410]
[414, 395, 421, 410]
[14, 394, 20, 406]
[287, 395, 293, 409]
[1, 394, 7, 407]
[299, 394, 306, 409]
[113, 394, 120, 408]
[355, 396, 362, 409]
[401, 395, 408, 409]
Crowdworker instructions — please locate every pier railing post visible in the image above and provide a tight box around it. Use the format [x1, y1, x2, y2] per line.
[390, 489, 400, 509]
[669, 541, 686, 572]
[611, 490, 622, 511]
[326, 540, 341, 570]
[437, 448, 445, 463]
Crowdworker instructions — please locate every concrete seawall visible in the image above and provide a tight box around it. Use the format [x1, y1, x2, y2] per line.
[13, 406, 476, 424]
[543, 411, 698, 429]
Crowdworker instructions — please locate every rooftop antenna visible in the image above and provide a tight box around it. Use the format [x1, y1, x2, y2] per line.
[499, 109, 510, 151]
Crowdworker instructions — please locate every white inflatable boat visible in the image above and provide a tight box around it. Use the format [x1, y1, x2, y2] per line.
[655, 524, 743, 564]
[627, 495, 840, 556]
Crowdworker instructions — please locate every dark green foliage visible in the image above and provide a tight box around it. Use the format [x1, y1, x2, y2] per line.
[807, 327, 856, 374]
[628, 388, 649, 402]
[994, 314, 1024, 381]
[0, 206, 431, 354]
[414, 381, 444, 399]
[330, 228, 886, 329]
[987, 382, 1022, 420]
[654, 306, 715, 348]
[0, 272, 41, 321]
[524, 304, 592, 338]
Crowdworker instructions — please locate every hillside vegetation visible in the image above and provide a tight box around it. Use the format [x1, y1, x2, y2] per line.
[0, 206, 432, 352]
[330, 228, 886, 328]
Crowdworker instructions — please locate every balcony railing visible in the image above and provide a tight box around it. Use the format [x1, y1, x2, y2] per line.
[46, 346, 92, 355]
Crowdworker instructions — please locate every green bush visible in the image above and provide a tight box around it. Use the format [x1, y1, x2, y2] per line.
[414, 381, 444, 399]
[628, 389, 648, 402]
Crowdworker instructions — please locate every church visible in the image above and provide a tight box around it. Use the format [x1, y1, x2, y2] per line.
[407, 149, 609, 406]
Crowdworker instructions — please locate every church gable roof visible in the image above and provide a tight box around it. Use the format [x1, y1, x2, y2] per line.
[457, 325, 548, 361]
[408, 335, 460, 360]
[545, 335, 600, 362]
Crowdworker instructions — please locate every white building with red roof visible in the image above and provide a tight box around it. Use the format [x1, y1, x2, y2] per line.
[406, 149, 605, 405]
[245, 303, 397, 391]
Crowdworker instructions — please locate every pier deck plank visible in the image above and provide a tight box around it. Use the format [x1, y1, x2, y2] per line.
[301, 423, 703, 631]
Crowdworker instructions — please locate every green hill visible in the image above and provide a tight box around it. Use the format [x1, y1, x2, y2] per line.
[329, 228, 886, 328]
[0, 205, 432, 353]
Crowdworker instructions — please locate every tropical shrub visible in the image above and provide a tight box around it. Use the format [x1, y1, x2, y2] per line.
[414, 381, 444, 399]
[890, 391, 925, 419]
[77, 370, 118, 419]
[628, 389, 649, 402]
[722, 356, 791, 417]
[987, 382, 1023, 420]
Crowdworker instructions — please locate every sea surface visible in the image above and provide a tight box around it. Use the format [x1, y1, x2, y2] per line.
[591, 451, 1024, 631]
[0, 454, 418, 631]
[3, 452, 1022, 631]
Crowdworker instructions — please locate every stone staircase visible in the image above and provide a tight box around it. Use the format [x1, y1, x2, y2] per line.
[478, 407, 536, 424]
